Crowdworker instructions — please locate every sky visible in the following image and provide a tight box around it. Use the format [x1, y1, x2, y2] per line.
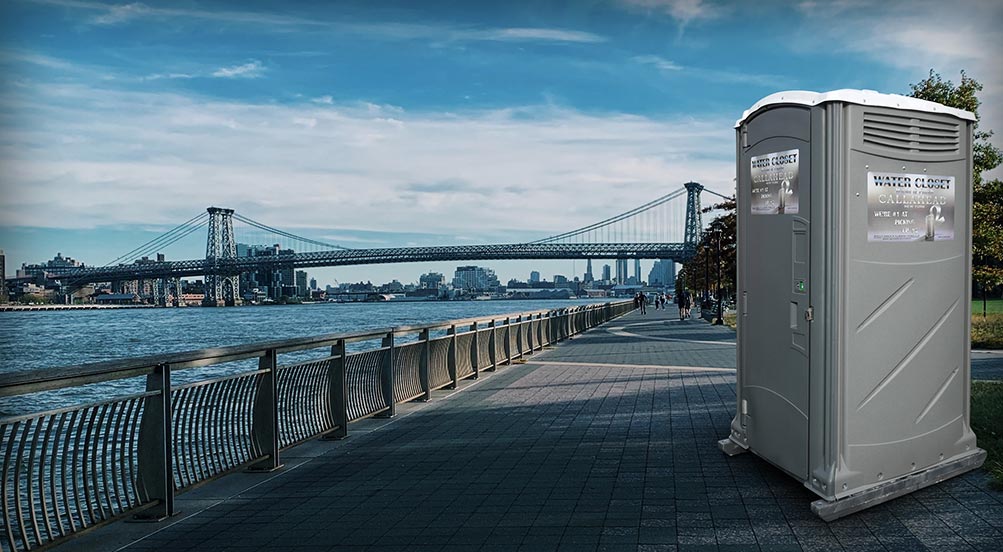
[1, 0, 1001, 287]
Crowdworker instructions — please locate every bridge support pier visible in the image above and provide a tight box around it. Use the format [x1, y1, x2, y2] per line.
[203, 207, 239, 307]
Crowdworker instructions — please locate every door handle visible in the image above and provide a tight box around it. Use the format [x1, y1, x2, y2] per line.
[804, 306, 814, 322]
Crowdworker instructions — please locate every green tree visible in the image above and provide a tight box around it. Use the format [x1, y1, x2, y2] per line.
[910, 70, 1003, 316]
[19, 294, 50, 305]
[972, 178, 1003, 317]
[678, 198, 736, 309]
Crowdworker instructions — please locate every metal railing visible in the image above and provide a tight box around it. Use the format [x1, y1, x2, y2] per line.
[0, 300, 635, 551]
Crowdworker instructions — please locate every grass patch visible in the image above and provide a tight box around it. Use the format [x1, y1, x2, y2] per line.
[972, 299, 1003, 315]
[972, 381, 1003, 488]
[972, 313, 1003, 349]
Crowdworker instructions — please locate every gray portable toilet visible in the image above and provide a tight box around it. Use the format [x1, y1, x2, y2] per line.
[718, 89, 986, 521]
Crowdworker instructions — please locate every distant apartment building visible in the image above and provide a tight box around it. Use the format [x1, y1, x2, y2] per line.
[238, 243, 296, 299]
[584, 259, 594, 283]
[647, 259, 677, 287]
[17, 252, 84, 281]
[295, 271, 308, 296]
[553, 275, 569, 287]
[452, 266, 500, 292]
[634, 259, 642, 283]
[615, 259, 628, 284]
[380, 279, 405, 293]
[602, 264, 611, 282]
[529, 270, 540, 283]
[309, 277, 318, 291]
[419, 272, 445, 289]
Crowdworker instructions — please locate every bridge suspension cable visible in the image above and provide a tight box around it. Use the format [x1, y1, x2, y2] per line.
[702, 188, 733, 201]
[102, 212, 209, 266]
[531, 186, 688, 244]
[232, 214, 351, 251]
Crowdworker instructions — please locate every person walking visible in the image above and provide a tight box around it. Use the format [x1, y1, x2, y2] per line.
[638, 292, 647, 314]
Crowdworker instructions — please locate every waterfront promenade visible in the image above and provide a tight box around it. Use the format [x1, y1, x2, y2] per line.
[68, 308, 1003, 551]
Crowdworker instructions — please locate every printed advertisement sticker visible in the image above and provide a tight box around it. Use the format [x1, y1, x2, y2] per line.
[866, 172, 954, 242]
[750, 149, 799, 215]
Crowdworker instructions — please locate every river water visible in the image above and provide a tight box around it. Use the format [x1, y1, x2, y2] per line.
[0, 299, 606, 417]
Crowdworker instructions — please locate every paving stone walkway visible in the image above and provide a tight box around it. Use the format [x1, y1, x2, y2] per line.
[70, 307, 1003, 552]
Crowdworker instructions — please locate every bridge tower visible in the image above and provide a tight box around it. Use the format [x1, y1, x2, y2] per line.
[683, 182, 704, 257]
[204, 207, 239, 306]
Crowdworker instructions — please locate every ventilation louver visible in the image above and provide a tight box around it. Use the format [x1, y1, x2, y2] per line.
[862, 112, 960, 153]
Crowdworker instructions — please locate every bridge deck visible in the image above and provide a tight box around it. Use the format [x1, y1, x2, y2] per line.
[70, 309, 1003, 551]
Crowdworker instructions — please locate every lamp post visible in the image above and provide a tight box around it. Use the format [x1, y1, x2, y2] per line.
[703, 243, 710, 306]
[714, 229, 724, 325]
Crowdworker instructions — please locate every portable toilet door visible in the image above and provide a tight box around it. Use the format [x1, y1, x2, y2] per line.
[719, 89, 986, 521]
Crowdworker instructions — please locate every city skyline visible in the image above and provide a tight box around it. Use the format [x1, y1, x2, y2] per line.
[7, 249, 678, 292]
[1, 1, 1000, 284]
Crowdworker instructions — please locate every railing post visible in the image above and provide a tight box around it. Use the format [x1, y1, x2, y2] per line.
[378, 331, 396, 417]
[134, 362, 174, 520]
[249, 349, 282, 472]
[526, 315, 534, 354]
[419, 329, 431, 401]
[516, 316, 525, 357]
[487, 320, 497, 371]
[447, 324, 458, 389]
[470, 322, 479, 379]
[325, 339, 348, 440]
[503, 317, 512, 364]
[537, 315, 545, 351]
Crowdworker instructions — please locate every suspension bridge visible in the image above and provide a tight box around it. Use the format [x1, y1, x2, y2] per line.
[59, 182, 726, 304]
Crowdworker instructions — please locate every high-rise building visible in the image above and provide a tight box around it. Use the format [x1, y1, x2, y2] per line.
[295, 271, 308, 296]
[584, 259, 594, 283]
[647, 259, 677, 287]
[615, 259, 628, 284]
[602, 264, 611, 282]
[553, 275, 568, 286]
[453, 266, 500, 292]
[529, 270, 541, 283]
[237, 243, 296, 299]
[634, 259, 642, 283]
[309, 277, 318, 291]
[420, 272, 445, 289]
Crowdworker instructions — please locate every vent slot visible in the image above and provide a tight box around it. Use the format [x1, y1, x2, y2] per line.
[862, 112, 959, 153]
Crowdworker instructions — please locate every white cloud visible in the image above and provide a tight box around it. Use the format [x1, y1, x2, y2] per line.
[0, 50, 77, 70]
[33, 1, 605, 46]
[142, 72, 194, 81]
[632, 55, 682, 71]
[633, 55, 796, 88]
[0, 83, 735, 241]
[311, 95, 334, 105]
[477, 28, 606, 44]
[90, 2, 151, 25]
[619, 0, 718, 26]
[212, 60, 265, 79]
[32, 0, 325, 28]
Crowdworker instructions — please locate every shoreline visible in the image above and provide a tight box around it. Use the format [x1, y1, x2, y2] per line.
[0, 304, 158, 311]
